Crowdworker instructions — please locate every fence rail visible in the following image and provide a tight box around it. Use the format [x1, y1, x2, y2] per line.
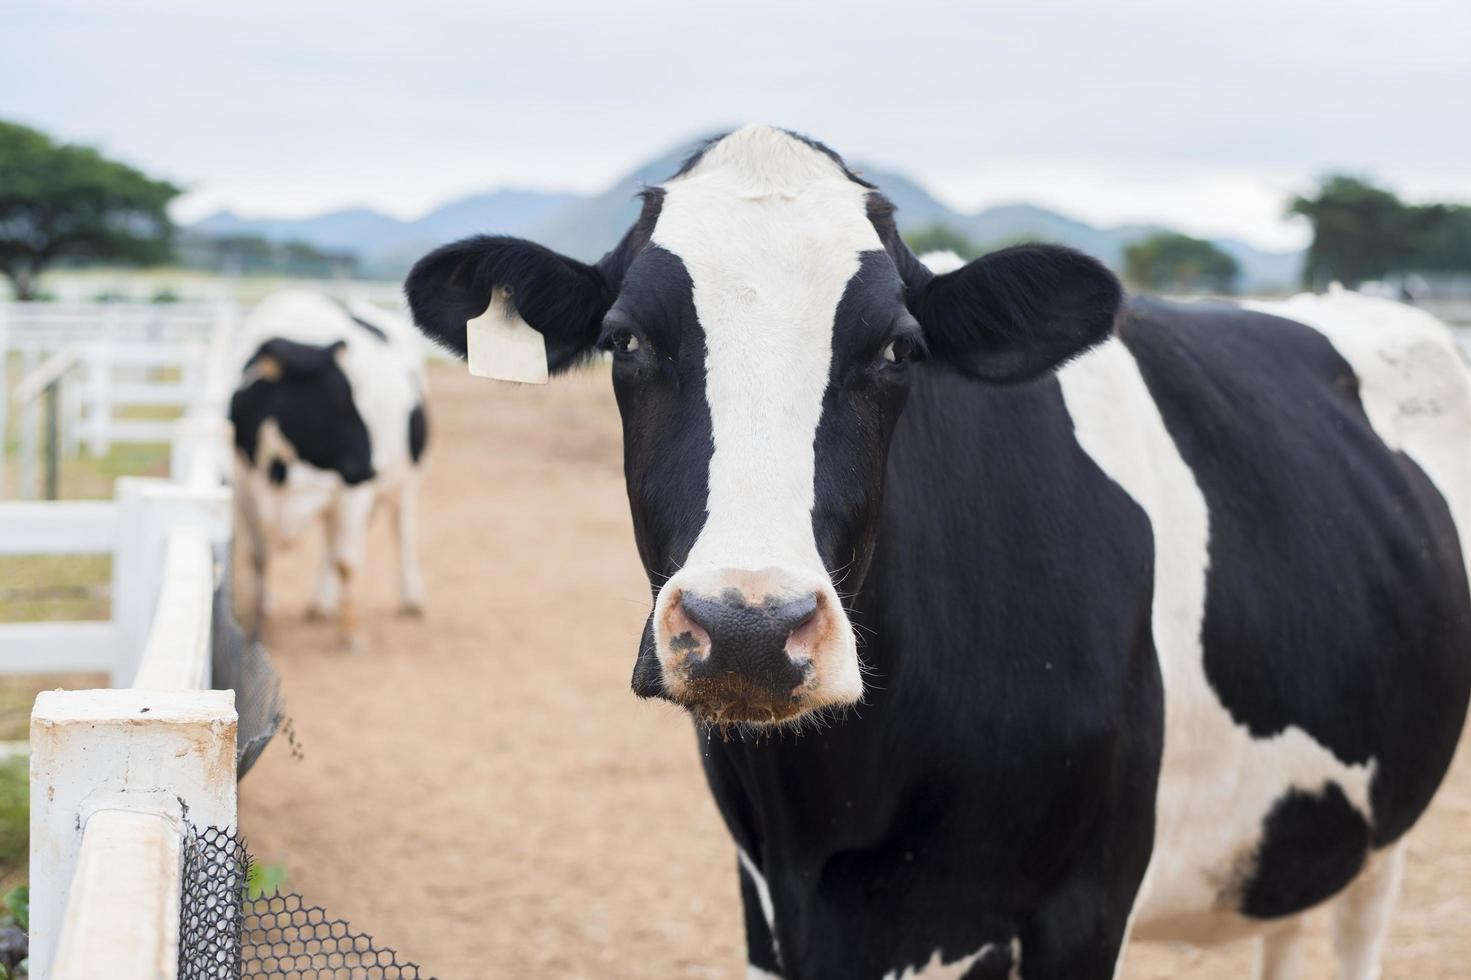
[5, 299, 245, 980]
[2, 301, 239, 499]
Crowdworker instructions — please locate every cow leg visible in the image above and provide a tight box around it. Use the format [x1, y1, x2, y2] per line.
[1254, 918, 1305, 980]
[331, 487, 374, 652]
[394, 473, 426, 616]
[307, 506, 341, 620]
[1329, 841, 1405, 980]
[737, 850, 782, 978]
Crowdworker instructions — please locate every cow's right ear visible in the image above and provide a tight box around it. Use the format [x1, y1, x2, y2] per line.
[404, 235, 612, 373]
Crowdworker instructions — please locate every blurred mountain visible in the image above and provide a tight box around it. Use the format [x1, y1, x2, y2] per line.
[193, 207, 406, 255]
[187, 140, 1301, 291]
[190, 188, 579, 277]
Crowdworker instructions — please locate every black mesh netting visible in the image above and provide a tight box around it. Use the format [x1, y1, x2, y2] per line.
[179, 823, 434, 979]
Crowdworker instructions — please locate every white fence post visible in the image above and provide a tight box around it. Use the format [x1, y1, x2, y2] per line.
[83, 338, 111, 458]
[61, 371, 81, 458]
[0, 303, 9, 498]
[170, 415, 233, 487]
[109, 477, 230, 687]
[18, 348, 38, 499]
[29, 688, 238, 980]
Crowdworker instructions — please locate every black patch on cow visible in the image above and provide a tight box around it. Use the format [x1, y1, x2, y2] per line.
[604, 245, 713, 698]
[1238, 783, 1370, 919]
[1122, 297, 1471, 850]
[267, 457, 288, 486]
[812, 250, 917, 590]
[699, 365, 1164, 975]
[230, 338, 375, 486]
[408, 402, 428, 464]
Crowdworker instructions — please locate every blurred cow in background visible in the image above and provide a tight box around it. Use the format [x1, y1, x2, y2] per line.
[229, 290, 429, 649]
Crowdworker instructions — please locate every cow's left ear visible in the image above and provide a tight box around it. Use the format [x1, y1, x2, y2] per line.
[910, 244, 1122, 384]
[404, 235, 612, 374]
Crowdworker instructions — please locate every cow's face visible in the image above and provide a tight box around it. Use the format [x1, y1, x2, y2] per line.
[407, 126, 1121, 726]
[230, 338, 374, 541]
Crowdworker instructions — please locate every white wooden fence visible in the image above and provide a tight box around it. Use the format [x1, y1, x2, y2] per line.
[1, 301, 245, 979]
[1, 301, 239, 499]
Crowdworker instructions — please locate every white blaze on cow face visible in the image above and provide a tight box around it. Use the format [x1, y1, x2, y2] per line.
[649, 126, 878, 722]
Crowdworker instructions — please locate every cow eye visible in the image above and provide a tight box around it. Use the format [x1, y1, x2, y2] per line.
[610, 329, 641, 354]
[882, 336, 917, 365]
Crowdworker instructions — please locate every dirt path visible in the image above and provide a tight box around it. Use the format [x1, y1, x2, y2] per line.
[239, 362, 1471, 979]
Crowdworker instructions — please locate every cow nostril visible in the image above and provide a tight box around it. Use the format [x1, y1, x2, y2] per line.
[681, 591, 818, 640]
[779, 593, 819, 635]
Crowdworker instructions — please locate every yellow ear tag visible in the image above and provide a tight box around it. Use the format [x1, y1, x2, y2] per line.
[466, 287, 549, 384]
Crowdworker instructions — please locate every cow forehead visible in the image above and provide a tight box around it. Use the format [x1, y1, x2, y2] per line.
[650, 129, 881, 320]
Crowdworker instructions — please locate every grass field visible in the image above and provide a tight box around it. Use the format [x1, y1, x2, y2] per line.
[0, 388, 174, 892]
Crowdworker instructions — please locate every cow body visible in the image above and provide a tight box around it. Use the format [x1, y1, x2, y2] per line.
[230, 290, 428, 647]
[404, 126, 1471, 979]
[714, 292, 1471, 978]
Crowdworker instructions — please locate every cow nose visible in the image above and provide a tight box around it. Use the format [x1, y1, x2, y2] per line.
[677, 589, 819, 695]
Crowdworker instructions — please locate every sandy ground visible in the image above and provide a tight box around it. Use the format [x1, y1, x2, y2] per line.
[239, 362, 1471, 979]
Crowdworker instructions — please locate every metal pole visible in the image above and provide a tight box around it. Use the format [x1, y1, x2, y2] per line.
[44, 379, 60, 500]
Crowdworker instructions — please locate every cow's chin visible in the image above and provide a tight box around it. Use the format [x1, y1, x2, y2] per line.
[676, 678, 813, 728]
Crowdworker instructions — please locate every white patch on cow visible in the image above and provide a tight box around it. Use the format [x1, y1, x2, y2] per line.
[1243, 289, 1471, 573]
[737, 847, 777, 935]
[882, 938, 1019, 980]
[649, 126, 874, 701]
[1330, 838, 1406, 980]
[654, 126, 877, 575]
[1254, 918, 1306, 980]
[746, 967, 783, 980]
[1056, 337, 1377, 947]
[918, 249, 966, 275]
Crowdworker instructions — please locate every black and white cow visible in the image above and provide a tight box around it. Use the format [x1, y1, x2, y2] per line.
[230, 290, 429, 648]
[405, 127, 1471, 979]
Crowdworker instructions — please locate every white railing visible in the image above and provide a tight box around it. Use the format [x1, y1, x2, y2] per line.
[1, 301, 240, 498]
[11, 300, 245, 980]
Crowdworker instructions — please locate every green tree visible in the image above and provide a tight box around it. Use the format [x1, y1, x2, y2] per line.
[1288, 175, 1413, 289]
[1123, 232, 1240, 294]
[903, 224, 981, 261]
[1403, 203, 1471, 272]
[0, 119, 180, 299]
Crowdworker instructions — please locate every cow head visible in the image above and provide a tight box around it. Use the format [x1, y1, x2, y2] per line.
[407, 126, 1120, 726]
[230, 337, 374, 542]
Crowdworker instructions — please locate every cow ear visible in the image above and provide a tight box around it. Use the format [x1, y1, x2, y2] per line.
[911, 244, 1121, 384]
[404, 235, 612, 373]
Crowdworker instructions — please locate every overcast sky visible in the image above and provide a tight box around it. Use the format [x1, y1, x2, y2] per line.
[5, 0, 1470, 250]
